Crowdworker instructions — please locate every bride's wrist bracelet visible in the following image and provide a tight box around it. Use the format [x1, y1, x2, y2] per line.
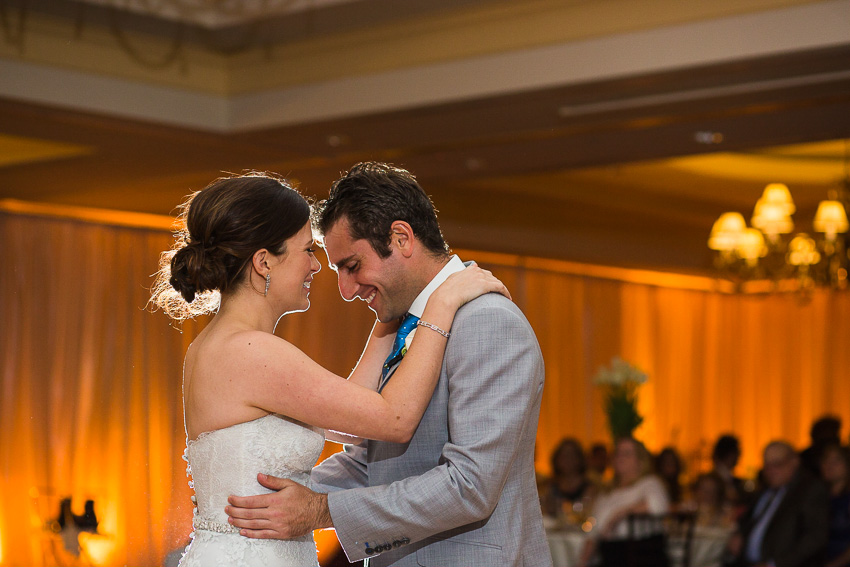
[417, 319, 451, 338]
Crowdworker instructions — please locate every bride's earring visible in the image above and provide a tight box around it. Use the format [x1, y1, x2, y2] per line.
[264, 273, 271, 296]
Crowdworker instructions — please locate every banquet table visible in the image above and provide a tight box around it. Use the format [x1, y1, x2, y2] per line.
[685, 526, 734, 567]
[546, 521, 732, 567]
[547, 526, 589, 567]
[544, 516, 590, 567]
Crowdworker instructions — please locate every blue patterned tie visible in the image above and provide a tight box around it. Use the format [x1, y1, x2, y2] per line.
[380, 313, 420, 386]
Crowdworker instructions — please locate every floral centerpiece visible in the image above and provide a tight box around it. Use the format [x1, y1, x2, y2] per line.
[593, 356, 647, 440]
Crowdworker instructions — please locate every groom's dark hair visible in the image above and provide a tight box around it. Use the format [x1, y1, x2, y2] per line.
[314, 162, 450, 259]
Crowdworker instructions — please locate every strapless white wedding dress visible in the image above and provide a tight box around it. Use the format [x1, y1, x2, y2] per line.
[178, 414, 324, 567]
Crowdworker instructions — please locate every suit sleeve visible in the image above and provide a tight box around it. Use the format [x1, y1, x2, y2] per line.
[772, 479, 829, 567]
[310, 441, 369, 494]
[327, 299, 544, 561]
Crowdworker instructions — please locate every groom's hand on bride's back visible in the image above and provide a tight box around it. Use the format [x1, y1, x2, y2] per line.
[226, 473, 333, 539]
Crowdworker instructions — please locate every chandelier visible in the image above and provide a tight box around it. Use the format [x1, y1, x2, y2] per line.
[0, 0, 331, 67]
[708, 143, 850, 294]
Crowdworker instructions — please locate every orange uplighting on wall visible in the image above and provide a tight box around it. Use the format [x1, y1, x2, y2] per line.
[4, 201, 850, 564]
[315, 529, 342, 564]
[79, 532, 116, 565]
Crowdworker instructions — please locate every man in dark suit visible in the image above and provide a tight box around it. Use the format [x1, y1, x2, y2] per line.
[727, 440, 829, 567]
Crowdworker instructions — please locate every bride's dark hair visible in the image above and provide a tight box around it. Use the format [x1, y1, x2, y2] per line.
[150, 172, 311, 320]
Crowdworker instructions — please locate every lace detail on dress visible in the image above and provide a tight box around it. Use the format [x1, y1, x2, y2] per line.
[178, 414, 324, 567]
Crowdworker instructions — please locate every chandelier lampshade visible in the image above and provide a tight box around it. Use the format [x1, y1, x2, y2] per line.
[813, 200, 849, 240]
[751, 183, 795, 238]
[759, 183, 796, 215]
[708, 212, 746, 252]
[737, 228, 767, 265]
[787, 234, 820, 267]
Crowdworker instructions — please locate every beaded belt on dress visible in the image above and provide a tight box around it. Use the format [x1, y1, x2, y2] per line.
[193, 518, 241, 535]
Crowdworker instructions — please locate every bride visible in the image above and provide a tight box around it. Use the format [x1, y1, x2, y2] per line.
[150, 173, 507, 567]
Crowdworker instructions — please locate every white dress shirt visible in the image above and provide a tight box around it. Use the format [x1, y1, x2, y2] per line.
[402, 254, 466, 350]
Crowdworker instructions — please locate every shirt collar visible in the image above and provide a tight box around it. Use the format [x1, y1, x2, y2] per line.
[407, 255, 465, 318]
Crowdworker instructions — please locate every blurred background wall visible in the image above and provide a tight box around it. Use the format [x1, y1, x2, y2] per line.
[2, 0, 850, 564]
[2, 202, 848, 565]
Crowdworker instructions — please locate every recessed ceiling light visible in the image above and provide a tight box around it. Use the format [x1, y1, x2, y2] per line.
[326, 134, 348, 147]
[694, 131, 724, 144]
[466, 158, 484, 171]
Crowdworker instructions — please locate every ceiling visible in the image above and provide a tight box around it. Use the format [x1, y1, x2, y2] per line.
[2, 0, 850, 276]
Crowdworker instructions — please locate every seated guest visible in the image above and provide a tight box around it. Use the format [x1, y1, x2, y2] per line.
[686, 472, 735, 567]
[801, 416, 842, 478]
[821, 443, 850, 567]
[581, 436, 670, 567]
[589, 442, 611, 486]
[540, 437, 595, 521]
[656, 446, 685, 507]
[691, 471, 734, 529]
[726, 440, 829, 567]
[712, 434, 750, 513]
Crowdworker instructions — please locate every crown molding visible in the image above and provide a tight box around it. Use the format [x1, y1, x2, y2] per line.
[1, 0, 847, 132]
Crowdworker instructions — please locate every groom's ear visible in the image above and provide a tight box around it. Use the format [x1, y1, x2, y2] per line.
[389, 221, 415, 258]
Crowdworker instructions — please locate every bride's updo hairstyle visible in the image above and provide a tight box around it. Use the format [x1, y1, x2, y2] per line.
[151, 173, 310, 320]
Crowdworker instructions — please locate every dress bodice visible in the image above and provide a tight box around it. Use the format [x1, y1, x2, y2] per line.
[186, 414, 324, 525]
[179, 414, 324, 567]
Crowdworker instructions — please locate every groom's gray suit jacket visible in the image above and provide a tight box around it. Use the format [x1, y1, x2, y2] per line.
[311, 292, 551, 566]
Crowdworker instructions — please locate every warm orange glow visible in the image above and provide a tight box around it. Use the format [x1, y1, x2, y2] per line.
[664, 143, 849, 185]
[313, 444, 347, 563]
[462, 249, 732, 292]
[751, 201, 793, 237]
[315, 529, 342, 563]
[759, 183, 795, 215]
[0, 133, 93, 167]
[0, 198, 177, 230]
[788, 234, 820, 267]
[708, 212, 746, 251]
[4, 202, 850, 565]
[814, 200, 849, 239]
[736, 227, 766, 263]
[79, 532, 117, 565]
[751, 183, 795, 238]
[0, 200, 729, 293]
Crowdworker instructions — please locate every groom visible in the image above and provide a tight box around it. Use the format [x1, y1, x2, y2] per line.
[227, 162, 551, 566]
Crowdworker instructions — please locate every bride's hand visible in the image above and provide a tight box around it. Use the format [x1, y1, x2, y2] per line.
[431, 263, 510, 310]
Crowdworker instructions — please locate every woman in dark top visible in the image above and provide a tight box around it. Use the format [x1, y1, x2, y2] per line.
[541, 438, 595, 521]
[822, 443, 850, 567]
[656, 446, 685, 506]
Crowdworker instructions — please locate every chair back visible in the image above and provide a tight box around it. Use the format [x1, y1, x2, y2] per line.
[625, 512, 696, 567]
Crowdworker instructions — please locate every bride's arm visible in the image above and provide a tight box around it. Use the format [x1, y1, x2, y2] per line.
[343, 318, 398, 392]
[344, 264, 512, 391]
[238, 265, 508, 442]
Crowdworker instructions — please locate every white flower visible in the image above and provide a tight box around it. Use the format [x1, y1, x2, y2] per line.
[592, 356, 647, 386]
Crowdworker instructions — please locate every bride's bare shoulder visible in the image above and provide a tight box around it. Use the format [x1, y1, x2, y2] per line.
[225, 329, 299, 355]
[189, 328, 295, 371]
[203, 325, 288, 347]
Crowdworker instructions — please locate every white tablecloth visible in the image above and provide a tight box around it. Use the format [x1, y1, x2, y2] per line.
[546, 524, 731, 567]
[546, 527, 588, 567]
[689, 526, 733, 567]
